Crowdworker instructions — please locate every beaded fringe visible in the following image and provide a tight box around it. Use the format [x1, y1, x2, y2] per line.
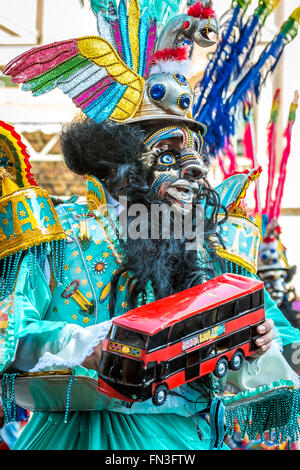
[225, 388, 300, 446]
[224, 258, 252, 277]
[1, 373, 19, 423]
[1, 370, 76, 425]
[0, 239, 66, 300]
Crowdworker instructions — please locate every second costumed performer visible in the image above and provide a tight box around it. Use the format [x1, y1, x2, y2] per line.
[1, 0, 300, 450]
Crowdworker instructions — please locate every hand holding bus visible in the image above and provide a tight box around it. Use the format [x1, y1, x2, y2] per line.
[255, 318, 274, 354]
[97, 274, 271, 406]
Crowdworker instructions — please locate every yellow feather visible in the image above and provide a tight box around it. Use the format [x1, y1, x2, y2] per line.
[100, 281, 111, 303]
[77, 36, 144, 122]
[128, 0, 140, 74]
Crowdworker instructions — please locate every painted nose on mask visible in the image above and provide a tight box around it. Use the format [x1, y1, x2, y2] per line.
[179, 148, 208, 179]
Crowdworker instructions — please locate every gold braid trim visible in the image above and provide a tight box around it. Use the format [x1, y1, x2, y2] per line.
[215, 247, 256, 274]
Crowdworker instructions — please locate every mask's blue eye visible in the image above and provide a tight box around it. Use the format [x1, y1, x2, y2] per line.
[157, 153, 176, 165]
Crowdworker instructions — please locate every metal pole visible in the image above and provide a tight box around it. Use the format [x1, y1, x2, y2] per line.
[36, 0, 44, 45]
[273, 0, 284, 172]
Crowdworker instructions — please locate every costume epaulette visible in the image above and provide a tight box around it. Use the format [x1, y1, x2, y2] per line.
[0, 121, 67, 300]
[213, 168, 262, 275]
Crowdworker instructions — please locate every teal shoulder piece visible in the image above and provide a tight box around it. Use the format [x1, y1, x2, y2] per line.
[208, 168, 261, 217]
[216, 212, 260, 275]
[210, 169, 262, 275]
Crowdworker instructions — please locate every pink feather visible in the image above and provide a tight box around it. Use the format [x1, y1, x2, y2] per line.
[264, 89, 280, 216]
[264, 121, 277, 215]
[144, 21, 157, 78]
[217, 154, 229, 179]
[74, 76, 115, 108]
[243, 122, 260, 214]
[4, 39, 78, 82]
[271, 124, 292, 219]
[272, 91, 299, 217]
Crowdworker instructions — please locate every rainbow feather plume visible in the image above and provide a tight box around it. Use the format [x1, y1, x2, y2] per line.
[3, 0, 157, 124]
[271, 90, 299, 219]
[264, 88, 280, 216]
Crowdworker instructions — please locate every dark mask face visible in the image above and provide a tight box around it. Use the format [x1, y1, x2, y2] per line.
[257, 239, 288, 305]
[142, 125, 208, 214]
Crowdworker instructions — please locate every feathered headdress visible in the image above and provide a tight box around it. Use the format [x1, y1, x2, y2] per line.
[3, 0, 218, 135]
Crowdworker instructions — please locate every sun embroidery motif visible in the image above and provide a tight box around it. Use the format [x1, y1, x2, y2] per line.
[92, 259, 107, 275]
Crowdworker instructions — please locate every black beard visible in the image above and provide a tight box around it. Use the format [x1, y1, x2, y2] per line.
[109, 161, 227, 318]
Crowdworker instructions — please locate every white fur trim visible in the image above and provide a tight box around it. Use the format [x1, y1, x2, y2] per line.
[149, 60, 192, 77]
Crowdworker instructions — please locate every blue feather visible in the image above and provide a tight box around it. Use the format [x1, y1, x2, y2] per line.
[226, 34, 285, 113]
[118, 0, 133, 69]
[138, 7, 150, 77]
[232, 13, 263, 80]
[193, 5, 242, 120]
[215, 35, 285, 155]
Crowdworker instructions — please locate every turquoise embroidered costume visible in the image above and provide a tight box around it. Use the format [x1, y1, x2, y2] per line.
[0, 0, 300, 450]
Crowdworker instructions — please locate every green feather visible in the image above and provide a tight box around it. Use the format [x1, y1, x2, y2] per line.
[22, 56, 89, 96]
[139, 0, 185, 25]
[83, 0, 186, 25]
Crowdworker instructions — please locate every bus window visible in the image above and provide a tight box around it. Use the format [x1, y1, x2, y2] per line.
[169, 320, 185, 343]
[239, 295, 251, 313]
[168, 355, 185, 375]
[119, 357, 144, 385]
[185, 315, 203, 336]
[144, 362, 156, 382]
[100, 352, 144, 385]
[201, 311, 214, 329]
[219, 302, 235, 321]
[202, 308, 218, 327]
[186, 350, 199, 366]
[148, 327, 170, 351]
[100, 351, 122, 382]
[200, 344, 216, 361]
[251, 290, 263, 309]
[215, 336, 231, 354]
[111, 326, 148, 348]
[169, 315, 202, 343]
[229, 328, 249, 347]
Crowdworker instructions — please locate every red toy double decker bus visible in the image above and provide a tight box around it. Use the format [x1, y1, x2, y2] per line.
[98, 273, 265, 406]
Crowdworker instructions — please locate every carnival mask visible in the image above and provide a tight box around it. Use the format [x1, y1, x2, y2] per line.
[142, 126, 208, 214]
[257, 238, 288, 305]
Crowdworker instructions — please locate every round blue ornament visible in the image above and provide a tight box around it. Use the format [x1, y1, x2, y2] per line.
[149, 84, 166, 101]
[178, 93, 191, 110]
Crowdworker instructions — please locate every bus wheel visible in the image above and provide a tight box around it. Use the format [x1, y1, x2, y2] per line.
[153, 384, 168, 406]
[229, 351, 244, 371]
[214, 357, 228, 378]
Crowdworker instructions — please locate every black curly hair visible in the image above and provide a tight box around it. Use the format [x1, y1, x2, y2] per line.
[60, 118, 227, 317]
[60, 118, 146, 195]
